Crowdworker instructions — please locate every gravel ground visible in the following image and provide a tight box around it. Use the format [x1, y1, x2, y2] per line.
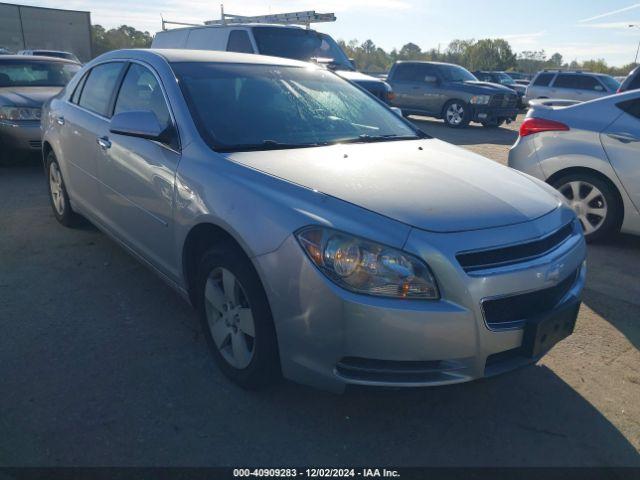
[0, 114, 638, 466]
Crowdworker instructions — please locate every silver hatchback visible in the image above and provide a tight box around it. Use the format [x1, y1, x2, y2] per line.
[42, 49, 586, 392]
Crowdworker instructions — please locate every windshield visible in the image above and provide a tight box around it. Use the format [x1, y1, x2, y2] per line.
[173, 62, 420, 152]
[0, 60, 80, 87]
[497, 72, 515, 85]
[252, 26, 353, 71]
[438, 65, 477, 83]
[599, 75, 620, 91]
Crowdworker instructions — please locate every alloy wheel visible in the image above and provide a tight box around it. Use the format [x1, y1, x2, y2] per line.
[558, 180, 608, 235]
[204, 267, 256, 369]
[49, 162, 65, 216]
[445, 103, 465, 126]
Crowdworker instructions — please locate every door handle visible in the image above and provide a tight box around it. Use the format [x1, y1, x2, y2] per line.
[56, 116, 65, 125]
[97, 136, 112, 150]
[607, 132, 639, 144]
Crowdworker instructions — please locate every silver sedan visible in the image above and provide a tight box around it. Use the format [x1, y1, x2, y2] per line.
[42, 49, 586, 392]
[509, 92, 640, 241]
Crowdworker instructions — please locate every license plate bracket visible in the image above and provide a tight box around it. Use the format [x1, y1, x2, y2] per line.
[522, 298, 580, 358]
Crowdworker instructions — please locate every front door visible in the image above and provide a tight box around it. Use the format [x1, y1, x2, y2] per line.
[97, 62, 182, 279]
[601, 98, 640, 212]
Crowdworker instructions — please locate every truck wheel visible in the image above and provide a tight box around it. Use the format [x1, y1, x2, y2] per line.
[443, 100, 470, 128]
[481, 119, 505, 128]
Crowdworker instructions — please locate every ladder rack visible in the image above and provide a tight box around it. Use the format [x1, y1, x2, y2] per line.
[205, 6, 336, 29]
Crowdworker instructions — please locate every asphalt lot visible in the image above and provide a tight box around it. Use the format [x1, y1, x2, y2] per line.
[1, 114, 639, 466]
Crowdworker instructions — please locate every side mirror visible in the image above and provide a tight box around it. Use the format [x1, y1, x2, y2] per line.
[389, 106, 403, 116]
[594, 85, 604, 92]
[110, 110, 164, 140]
[424, 75, 438, 84]
[349, 58, 357, 70]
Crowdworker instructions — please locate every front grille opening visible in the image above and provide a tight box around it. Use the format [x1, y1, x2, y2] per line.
[336, 357, 463, 383]
[482, 268, 579, 329]
[457, 222, 574, 272]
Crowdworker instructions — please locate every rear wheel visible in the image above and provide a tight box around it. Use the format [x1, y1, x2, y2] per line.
[550, 172, 622, 242]
[196, 244, 280, 389]
[443, 100, 470, 128]
[46, 151, 81, 227]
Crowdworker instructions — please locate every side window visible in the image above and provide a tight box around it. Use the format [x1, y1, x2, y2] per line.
[226, 30, 254, 53]
[553, 74, 581, 89]
[417, 64, 439, 80]
[78, 62, 125, 116]
[533, 73, 554, 87]
[392, 64, 420, 82]
[629, 72, 640, 90]
[616, 99, 640, 120]
[114, 63, 178, 150]
[70, 72, 88, 104]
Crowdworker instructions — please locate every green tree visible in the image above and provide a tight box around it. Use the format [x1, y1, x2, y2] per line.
[465, 39, 516, 70]
[91, 24, 153, 57]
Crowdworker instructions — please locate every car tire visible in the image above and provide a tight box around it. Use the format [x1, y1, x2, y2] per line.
[442, 100, 471, 128]
[549, 172, 622, 242]
[481, 119, 505, 128]
[46, 151, 81, 227]
[196, 243, 280, 389]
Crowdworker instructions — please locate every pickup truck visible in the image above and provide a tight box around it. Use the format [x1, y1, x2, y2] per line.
[387, 61, 519, 128]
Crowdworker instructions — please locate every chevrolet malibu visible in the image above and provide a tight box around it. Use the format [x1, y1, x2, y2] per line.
[42, 49, 586, 392]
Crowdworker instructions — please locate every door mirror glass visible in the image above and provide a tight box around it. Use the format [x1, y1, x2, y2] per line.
[594, 85, 604, 92]
[110, 110, 164, 140]
[424, 75, 438, 84]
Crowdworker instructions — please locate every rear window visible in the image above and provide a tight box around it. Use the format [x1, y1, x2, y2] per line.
[533, 73, 554, 87]
[617, 99, 640, 119]
[77, 62, 124, 117]
[0, 60, 79, 87]
[226, 30, 253, 53]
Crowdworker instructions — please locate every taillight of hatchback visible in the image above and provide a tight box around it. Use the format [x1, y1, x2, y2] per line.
[519, 117, 569, 137]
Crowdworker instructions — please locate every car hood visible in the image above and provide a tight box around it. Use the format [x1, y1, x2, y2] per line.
[453, 80, 516, 95]
[224, 139, 559, 232]
[0, 86, 63, 107]
[335, 70, 384, 84]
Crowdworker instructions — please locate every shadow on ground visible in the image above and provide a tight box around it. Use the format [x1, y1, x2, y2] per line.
[409, 116, 520, 147]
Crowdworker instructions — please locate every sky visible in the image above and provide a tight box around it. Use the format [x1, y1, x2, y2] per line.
[18, 0, 640, 66]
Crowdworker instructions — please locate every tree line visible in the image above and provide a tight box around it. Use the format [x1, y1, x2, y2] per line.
[90, 25, 637, 77]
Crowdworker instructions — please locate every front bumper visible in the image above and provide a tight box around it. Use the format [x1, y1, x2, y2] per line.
[0, 120, 42, 153]
[254, 208, 586, 392]
[472, 105, 519, 123]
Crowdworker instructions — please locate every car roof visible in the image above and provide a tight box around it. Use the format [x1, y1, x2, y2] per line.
[0, 54, 79, 64]
[97, 48, 312, 67]
[394, 60, 458, 67]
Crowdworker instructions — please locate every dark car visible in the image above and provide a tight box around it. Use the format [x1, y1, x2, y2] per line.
[473, 70, 527, 108]
[0, 55, 80, 163]
[387, 61, 519, 128]
[618, 66, 640, 93]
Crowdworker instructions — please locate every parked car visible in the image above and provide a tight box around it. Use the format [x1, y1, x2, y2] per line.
[473, 70, 526, 108]
[617, 66, 640, 93]
[18, 49, 80, 63]
[509, 90, 640, 241]
[524, 70, 619, 105]
[387, 61, 519, 127]
[43, 49, 586, 392]
[0, 48, 11, 55]
[504, 71, 531, 82]
[152, 24, 394, 103]
[0, 55, 80, 163]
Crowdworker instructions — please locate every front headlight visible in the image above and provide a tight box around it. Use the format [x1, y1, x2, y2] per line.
[0, 106, 41, 121]
[296, 227, 439, 300]
[470, 95, 490, 105]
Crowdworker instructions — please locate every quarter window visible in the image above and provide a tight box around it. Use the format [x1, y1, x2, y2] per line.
[78, 62, 125, 116]
[533, 73, 554, 87]
[226, 30, 254, 53]
[616, 99, 640, 120]
[70, 73, 88, 104]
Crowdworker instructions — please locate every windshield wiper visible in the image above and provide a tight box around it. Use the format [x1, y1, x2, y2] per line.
[341, 134, 421, 144]
[218, 140, 327, 153]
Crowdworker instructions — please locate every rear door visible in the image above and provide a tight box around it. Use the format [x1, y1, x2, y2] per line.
[388, 63, 421, 110]
[97, 62, 181, 278]
[601, 97, 640, 211]
[61, 61, 125, 214]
